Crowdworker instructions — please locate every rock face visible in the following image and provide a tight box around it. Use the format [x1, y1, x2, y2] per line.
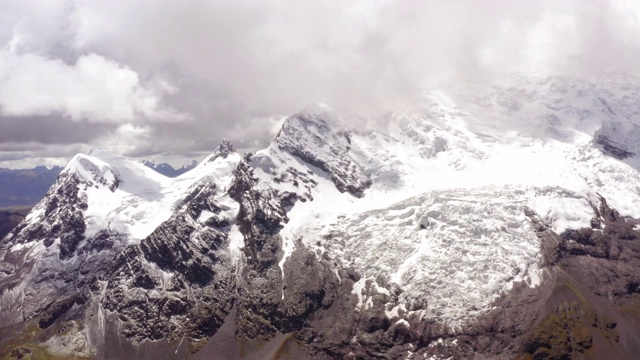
[0, 166, 62, 207]
[275, 105, 371, 197]
[0, 164, 127, 328]
[595, 135, 636, 160]
[6, 171, 90, 260]
[99, 181, 235, 344]
[594, 121, 640, 160]
[2, 75, 640, 359]
[519, 197, 640, 360]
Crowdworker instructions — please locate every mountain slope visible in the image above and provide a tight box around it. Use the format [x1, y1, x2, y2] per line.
[1, 74, 640, 359]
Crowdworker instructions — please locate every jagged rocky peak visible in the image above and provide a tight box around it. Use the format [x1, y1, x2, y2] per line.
[97, 180, 236, 344]
[0, 150, 116, 251]
[215, 139, 235, 156]
[204, 139, 236, 163]
[275, 102, 359, 145]
[1, 166, 88, 259]
[275, 103, 371, 197]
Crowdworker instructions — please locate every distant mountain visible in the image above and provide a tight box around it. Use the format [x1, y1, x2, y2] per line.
[140, 160, 197, 177]
[0, 166, 62, 207]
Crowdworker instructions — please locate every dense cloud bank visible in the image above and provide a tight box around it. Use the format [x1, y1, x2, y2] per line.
[1, 0, 639, 167]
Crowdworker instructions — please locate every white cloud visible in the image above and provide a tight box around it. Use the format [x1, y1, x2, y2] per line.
[54, 0, 640, 114]
[0, 142, 87, 169]
[0, 44, 188, 123]
[2, 0, 640, 167]
[94, 124, 154, 156]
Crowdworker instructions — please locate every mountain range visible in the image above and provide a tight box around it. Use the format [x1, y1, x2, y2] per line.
[0, 161, 197, 209]
[1, 74, 640, 359]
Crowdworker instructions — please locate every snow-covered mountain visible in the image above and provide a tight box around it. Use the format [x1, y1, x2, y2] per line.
[1, 74, 640, 359]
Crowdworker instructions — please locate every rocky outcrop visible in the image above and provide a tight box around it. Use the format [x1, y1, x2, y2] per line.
[275, 109, 371, 197]
[0, 168, 127, 328]
[556, 197, 640, 304]
[205, 139, 235, 163]
[594, 121, 640, 160]
[227, 154, 319, 339]
[4, 172, 88, 260]
[228, 155, 292, 271]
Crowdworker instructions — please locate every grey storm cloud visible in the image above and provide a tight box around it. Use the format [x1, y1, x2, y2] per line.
[1, 0, 640, 167]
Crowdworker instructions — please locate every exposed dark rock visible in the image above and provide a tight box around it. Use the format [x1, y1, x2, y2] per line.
[10, 346, 32, 359]
[595, 135, 635, 159]
[518, 197, 640, 359]
[280, 244, 340, 333]
[38, 294, 86, 329]
[0, 167, 131, 329]
[206, 139, 235, 163]
[275, 111, 371, 197]
[100, 182, 235, 343]
[227, 155, 289, 338]
[523, 302, 593, 359]
[525, 207, 561, 265]
[229, 156, 292, 270]
[3, 172, 88, 260]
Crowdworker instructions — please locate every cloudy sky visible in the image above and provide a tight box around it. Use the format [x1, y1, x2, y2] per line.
[1, 0, 639, 168]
